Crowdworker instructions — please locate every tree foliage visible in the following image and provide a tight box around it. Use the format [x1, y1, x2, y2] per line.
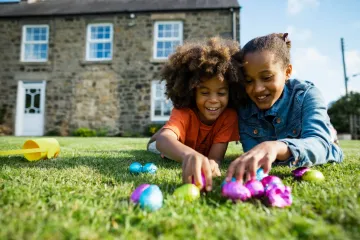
[328, 92, 360, 133]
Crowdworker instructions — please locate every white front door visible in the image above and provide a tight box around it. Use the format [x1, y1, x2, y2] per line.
[15, 81, 46, 136]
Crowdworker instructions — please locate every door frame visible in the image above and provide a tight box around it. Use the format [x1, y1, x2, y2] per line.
[15, 80, 46, 136]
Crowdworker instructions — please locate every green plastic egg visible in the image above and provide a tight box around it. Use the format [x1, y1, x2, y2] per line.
[302, 170, 325, 182]
[173, 184, 201, 202]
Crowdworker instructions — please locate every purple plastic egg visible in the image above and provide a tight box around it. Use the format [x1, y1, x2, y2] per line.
[191, 173, 206, 190]
[266, 185, 292, 208]
[292, 167, 310, 178]
[222, 181, 251, 201]
[130, 184, 150, 203]
[244, 179, 264, 198]
[261, 175, 282, 188]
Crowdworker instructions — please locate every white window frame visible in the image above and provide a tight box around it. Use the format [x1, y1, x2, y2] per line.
[151, 80, 173, 121]
[153, 21, 183, 60]
[21, 25, 49, 62]
[86, 23, 113, 61]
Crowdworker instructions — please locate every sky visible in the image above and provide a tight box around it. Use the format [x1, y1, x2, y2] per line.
[239, 0, 360, 104]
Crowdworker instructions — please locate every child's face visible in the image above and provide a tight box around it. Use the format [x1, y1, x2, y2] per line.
[195, 76, 229, 125]
[243, 50, 292, 110]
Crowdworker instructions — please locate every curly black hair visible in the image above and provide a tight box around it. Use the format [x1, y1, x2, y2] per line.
[161, 37, 246, 109]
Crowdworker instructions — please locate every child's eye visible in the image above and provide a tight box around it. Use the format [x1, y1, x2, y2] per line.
[201, 92, 209, 95]
[245, 78, 253, 84]
[263, 75, 273, 81]
[218, 92, 227, 96]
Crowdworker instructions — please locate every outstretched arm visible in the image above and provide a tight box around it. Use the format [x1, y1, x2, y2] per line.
[156, 129, 213, 191]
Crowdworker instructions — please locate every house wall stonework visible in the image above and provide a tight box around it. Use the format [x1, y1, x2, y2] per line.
[0, 10, 240, 136]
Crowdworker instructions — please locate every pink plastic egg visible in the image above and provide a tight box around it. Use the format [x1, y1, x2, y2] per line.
[261, 175, 282, 188]
[244, 179, 264, 198]
[222, 181, 251, 201]
[191, 173, 206, 190]
[266, 185, 292, 208]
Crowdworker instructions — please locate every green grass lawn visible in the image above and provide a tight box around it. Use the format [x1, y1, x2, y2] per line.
[0, 137, 359, 240]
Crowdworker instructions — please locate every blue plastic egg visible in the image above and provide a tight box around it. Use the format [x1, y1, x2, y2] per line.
[139, 185, 163, 211]
[129, 162, 143, 174]
[256, 168, 268, 181]
[142, 162, 157, 174]
[221, 177, 236, 187]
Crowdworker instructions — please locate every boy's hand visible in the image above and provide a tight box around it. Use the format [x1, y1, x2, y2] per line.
[209, 159, 221, 177]
[226, 141, 283, 183]
[182, 152, 213, 191]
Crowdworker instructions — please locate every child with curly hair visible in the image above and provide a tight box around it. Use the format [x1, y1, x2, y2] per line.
[148, 37, 245, 191]
[225, 33, 344, 183]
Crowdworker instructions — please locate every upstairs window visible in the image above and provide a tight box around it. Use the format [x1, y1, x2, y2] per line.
[151, 80, 173, 121]
[21, 25, 49, 62]
[86, 23, 113, 61]
[153, 21, 183, 60]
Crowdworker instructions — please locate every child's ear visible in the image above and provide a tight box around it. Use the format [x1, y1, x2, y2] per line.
[285, 64, 292, 79]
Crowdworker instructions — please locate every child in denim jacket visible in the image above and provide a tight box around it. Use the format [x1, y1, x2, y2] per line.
[226, 33, 344, 182]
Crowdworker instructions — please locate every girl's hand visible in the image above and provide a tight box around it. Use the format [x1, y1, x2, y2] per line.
[182, 152, 213, 191]
[209, 159, 221, 177]
[226, 141, 288, 183]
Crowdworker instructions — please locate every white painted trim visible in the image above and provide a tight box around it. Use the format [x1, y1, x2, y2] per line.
[85, 23, 113, 61]
[15, 81, 24, 136]
[21, 25, 49, 62]
[153, 21, 183, 60]
[150, 80, 172, 121]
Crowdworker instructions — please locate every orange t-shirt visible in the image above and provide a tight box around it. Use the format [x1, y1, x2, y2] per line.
[162, 108, 239, 156]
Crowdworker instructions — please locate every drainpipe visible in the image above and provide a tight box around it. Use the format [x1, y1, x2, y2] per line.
[230, 8, 236, 41]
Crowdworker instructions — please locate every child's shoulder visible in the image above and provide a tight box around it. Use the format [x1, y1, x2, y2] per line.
[286, 79, 315, 92]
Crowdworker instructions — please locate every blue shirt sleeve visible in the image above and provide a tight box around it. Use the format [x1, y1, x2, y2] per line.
[279, 86, 344, 167]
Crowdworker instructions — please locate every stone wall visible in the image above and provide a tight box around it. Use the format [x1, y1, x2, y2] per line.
[0, 9, 240, 136]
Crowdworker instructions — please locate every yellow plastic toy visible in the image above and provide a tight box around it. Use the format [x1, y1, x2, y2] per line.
[0, 138, 60, 161]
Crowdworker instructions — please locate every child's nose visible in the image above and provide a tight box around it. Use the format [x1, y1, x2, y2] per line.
[254, 82, 265, 92]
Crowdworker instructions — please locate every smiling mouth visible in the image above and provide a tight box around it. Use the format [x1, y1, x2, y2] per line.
[256, 95, 270, 102]
[206, 107, 220, 112]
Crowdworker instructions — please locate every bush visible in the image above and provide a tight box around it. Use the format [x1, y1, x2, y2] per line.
[72, 128, 97, 137]
[145, 123, 164, 136]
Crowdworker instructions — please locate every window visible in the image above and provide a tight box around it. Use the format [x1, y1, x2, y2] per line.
[153, 21, 183, 60]
[151, 80, 173, 121]
[86, 23, 113, 61]
[21, 25, 49, 62]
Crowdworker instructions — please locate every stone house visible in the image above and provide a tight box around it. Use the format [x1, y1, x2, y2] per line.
[0, 0, 240, 136]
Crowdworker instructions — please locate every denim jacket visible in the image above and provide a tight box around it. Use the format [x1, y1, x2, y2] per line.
[238, 79, 344, 167]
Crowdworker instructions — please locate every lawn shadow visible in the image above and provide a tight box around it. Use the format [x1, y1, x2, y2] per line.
[0, 149, 185, 194]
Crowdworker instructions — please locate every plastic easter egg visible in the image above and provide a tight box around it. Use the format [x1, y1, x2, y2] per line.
[266, 185, 292, 208]
[139, 185, 163, 211]
[221, 177, 236, 187]
[302, 170, 325, 182]
[173, 184, 201, 202]
[292, 167, 310, 178]
[264, 182, 285, 197]
[130, 184, 150, 203]
[142, 162, 157, 174]
[256, 168, 268, 181]
[129, 162, 143, 174]
[261, 175, 282, 188]
[222, 181, 251, 201]
[244, 179, 264, 198]
[192, 173, 206, 190]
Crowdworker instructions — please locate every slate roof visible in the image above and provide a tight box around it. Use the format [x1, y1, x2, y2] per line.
[0, 0, 240, 17]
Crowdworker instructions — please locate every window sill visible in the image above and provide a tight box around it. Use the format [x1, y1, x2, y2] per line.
[79, 60, 113, 66]
[149, 58, 168, 63]
[19, 61, 51, 66]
